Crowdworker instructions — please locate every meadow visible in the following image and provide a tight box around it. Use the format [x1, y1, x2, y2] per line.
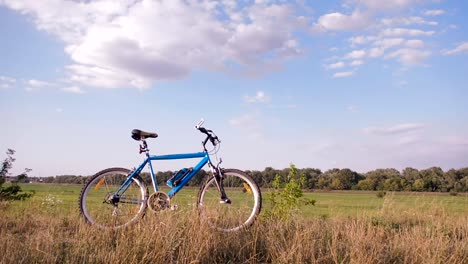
[1, 183, 467, 263]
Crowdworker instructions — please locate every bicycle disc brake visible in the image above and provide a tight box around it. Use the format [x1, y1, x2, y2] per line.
[147, 191, 170, 212]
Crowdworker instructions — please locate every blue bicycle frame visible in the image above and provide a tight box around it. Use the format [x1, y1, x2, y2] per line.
[116, 151, 212, 199]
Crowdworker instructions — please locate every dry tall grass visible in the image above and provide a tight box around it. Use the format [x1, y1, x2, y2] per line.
[1, 198, 467, 264]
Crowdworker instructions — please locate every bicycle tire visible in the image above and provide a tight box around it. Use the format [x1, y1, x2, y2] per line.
[79, 167, 148, 230]
[197, 169, 261, 232]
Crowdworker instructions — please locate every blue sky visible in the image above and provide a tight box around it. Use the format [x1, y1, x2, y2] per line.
[1, 0, 467, 177]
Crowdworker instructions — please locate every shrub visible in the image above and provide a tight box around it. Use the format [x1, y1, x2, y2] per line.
[265, 164, 315, 220]
[376, 191, 386, 198]
[0, 149, 34, 201]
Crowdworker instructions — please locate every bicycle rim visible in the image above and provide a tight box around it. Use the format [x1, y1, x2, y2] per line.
[198, 169, 261, 232]
[80, 169, 147, 229]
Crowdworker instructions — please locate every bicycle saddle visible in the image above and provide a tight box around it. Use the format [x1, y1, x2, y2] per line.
[131, 129, 158, 141]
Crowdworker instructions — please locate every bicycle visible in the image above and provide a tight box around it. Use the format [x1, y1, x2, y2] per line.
[78, 119, 262, 232]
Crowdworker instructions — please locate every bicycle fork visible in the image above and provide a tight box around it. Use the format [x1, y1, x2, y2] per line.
[209, 162, 231, 204]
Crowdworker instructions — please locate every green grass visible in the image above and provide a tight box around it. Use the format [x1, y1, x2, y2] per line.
[14, 183, 468, 219]
[298, 191, 468, 218]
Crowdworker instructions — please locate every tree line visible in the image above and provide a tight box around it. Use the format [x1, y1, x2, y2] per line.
[32, 166, 468, 193]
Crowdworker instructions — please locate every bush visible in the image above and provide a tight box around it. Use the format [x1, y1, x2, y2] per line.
[0, 183, 34, 200]
[265, 164, 315, 220]
[0, 149, 34, 201]
[376, 191, 386, 198]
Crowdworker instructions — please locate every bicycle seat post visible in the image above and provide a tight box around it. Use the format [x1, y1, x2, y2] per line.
[139, 139, 149, 156]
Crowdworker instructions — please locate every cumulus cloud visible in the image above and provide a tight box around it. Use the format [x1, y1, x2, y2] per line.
[442, 42, 468, 55]
[350, 60, 364, 66]
[28, 79, 55, 88]
[358, 0, 421, 11]
[380, 28, 435, 37]
[381, 16, 438, 26]
[345, 49, 367, 59]
[373, 38, 425, 49]
[423, 9, 445, 16]
[349, 36, 370, 46]
[326, 61, 346, 69]
[385, 48, 431, 65]
[316, 9, 370, 31]
[368, 47, 385, 58]
[1, 0, 305, 89]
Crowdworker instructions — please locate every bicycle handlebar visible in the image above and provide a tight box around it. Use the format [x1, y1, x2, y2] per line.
[195, 119, 219, 148]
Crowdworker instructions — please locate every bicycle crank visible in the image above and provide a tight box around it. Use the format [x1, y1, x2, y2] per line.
[147, 191, 170, 212]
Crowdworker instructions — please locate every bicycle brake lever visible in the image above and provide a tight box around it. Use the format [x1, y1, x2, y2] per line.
[196, 118, 205, 129]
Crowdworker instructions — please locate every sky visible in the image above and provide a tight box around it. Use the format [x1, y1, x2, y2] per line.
[1, 0, 467, 177]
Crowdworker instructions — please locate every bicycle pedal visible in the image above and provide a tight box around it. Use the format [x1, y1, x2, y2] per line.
[219, 198, 231, 204]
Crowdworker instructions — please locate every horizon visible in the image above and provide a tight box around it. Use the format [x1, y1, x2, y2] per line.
[1, 0, 467, 177]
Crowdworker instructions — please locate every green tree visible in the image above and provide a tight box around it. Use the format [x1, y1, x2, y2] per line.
[300, 168, 322, 189]
[0, 149, 34, 201]
[413, 179, 426, 191]
[420, 167, 445, 192]
[327, 168, 361, 190]
[362, 168, 401, 190]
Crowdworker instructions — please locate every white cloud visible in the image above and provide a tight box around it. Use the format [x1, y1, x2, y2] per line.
[333, 71, 354, 78]
[442, 42, 468, 55]
[326, 61, 345, 69]
[244, 91, 270, 103]
[374, 38, 406, 49]
[0, 83, 11, 90]
[373, 38, 425, 49]
[350, 60, 364, 66]
[381, 16, 437, 26]
[423, 9, 445, 16]
[345, 49, 366, 59]
[380, 28, 435, 37]
[385, 48, 431, 65]
[363, 123, 425, 135]
[1, 0, 305, 89]
[316, 9, 370, 31]
[0, 76, 16, 89]
[368, 47, 385, 58]
[405, 39, 424, 48]
[0, 76, 16, 83]
[349, 35, 371, 46]
[28, 79, 55, 88]
[61, 86, 86, 94]
[358, 0, 421, 11]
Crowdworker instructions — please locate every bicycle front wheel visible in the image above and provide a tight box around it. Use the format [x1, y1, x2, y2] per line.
[79, 168, 148, 230]
[197, 169, 261, 232]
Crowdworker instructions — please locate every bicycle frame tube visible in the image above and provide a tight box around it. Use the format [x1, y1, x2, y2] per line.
[149, 152, 210, 198]
[116, 151, 211, 198]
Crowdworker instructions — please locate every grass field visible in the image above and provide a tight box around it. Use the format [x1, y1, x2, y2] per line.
[16, 183, 468, 217]
[1, 183, 467, 263]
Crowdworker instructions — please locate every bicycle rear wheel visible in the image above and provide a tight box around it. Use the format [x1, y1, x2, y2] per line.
[79, 168, 148, 229]
[197, 169, 261, 232]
